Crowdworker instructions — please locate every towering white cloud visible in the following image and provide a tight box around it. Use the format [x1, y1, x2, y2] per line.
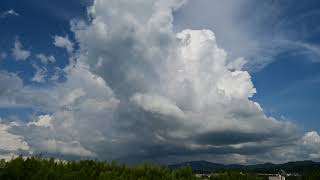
[62, 0, 298, 163]
[0, 0, 318, 164]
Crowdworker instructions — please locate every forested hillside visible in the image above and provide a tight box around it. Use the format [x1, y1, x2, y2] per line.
[1, 157, 320, 180]
[0, 156, 197, 180]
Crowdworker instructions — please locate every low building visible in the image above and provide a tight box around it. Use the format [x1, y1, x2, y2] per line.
[268, 175, 285, 180]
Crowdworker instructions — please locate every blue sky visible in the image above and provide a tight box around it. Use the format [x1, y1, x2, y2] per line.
[0, 0, 320, 164]
[0, 0, 88, 81]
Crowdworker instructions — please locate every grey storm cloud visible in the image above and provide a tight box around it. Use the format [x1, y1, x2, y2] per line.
[0, 0, 319, 164]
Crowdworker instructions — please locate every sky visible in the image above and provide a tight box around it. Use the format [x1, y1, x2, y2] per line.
[0, 0, 320, 165]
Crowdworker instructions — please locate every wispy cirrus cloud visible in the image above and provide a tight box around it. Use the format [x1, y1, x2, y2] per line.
[0, 9, 19, 18]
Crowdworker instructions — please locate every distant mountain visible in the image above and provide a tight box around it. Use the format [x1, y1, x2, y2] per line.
[246, 160, 320, 173]
[169, 160, 320, 173]
[169, 160, 231, 173]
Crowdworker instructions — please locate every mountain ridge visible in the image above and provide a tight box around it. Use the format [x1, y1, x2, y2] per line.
[168, 160, 320, 173]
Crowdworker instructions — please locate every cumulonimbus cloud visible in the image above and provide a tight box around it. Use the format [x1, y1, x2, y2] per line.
[0, 0, 319, 164]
